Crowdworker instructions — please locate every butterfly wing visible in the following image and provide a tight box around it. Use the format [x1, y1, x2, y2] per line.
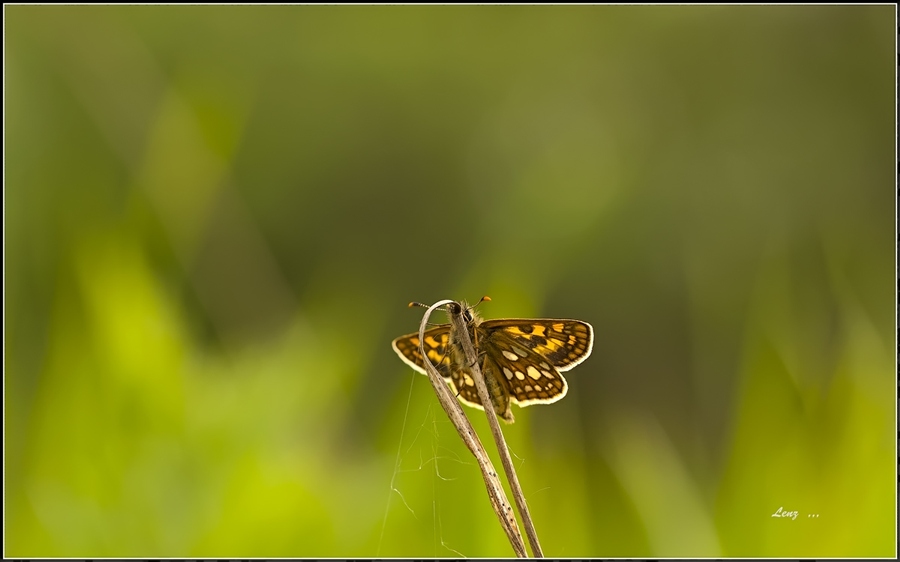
[482, 319, 593, 371]
[481, 319, 593, 406]
[391, 325, 453, 379]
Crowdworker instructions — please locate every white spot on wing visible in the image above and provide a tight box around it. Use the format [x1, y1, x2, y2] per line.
[502, 350, 519, 361]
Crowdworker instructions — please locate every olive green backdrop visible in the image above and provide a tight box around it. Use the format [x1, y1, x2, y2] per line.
[5, 5, 895, 558]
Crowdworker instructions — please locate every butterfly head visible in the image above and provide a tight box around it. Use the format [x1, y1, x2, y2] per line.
[458, 295, 491, 326]
[410, 296, 491, 326]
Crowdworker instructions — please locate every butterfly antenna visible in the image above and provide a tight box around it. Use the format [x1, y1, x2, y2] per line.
[459, 295, 492, 315]
[409, 301, 453, 324]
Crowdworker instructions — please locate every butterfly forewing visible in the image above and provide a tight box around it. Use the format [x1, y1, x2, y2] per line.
[481, 319, 593, 371]
[391, 326, 453, 378]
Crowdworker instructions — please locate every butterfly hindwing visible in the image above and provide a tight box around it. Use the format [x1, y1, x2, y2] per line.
[482, 330, 568, 406]
[448, 368, 482, 408]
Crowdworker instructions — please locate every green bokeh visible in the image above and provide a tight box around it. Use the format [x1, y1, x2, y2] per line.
[5, 5, 895, 558]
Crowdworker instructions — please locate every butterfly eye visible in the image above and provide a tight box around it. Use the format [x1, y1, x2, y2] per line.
[463, 309, 473, 322]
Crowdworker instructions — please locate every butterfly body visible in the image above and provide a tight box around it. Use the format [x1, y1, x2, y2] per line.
[392, 303, 593, 423]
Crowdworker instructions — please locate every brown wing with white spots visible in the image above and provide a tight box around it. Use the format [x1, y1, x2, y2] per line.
[484, 336, 569, 405]
[481, 319, 593, 406]
[482, 319, 593, 371]
[391, 326, 453, 379]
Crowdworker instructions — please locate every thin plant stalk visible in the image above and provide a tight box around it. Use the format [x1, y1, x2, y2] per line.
[415, 299, 528, 558]
[446, 301, 544, 558]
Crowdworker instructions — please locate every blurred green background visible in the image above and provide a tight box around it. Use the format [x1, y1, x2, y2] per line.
[5, 5, 895, 558]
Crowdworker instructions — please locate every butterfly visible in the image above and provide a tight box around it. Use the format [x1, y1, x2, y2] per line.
[391, 299, 593, 423]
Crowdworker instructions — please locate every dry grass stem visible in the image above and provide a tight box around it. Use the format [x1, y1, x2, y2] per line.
[416, 299, 527, 558]
[446, 301, 544, 558]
